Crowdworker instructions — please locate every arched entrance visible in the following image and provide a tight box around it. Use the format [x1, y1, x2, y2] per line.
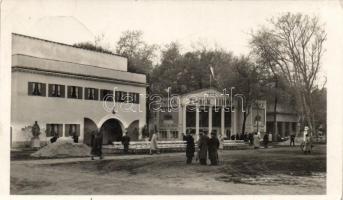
[83, 118, 98, 146]
[127, 120, 139, 141]
[100, 118, 123, 145]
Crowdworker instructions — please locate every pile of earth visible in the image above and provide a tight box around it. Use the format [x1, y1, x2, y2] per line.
[31, 140, 91, 158]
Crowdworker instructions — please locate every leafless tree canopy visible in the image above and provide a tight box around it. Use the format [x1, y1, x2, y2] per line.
[250, 13, 327, 134]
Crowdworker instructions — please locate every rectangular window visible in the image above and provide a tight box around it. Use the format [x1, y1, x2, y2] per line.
[115, 91, 127, 102]
[48, 84, 65, 98]
[85, 88, 99, 100]
[65, 124, 80, 137]
[127, 92, 140, 104]
[159, 130, 168, 139]
[100, 89, 113, 101]
[28, 82, 46, 96]
[46, 124, 63, 137]
[67, 86, 83, 99]
[171, 130, 178, 139]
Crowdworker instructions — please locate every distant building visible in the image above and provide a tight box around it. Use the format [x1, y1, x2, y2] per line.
[150, 88, 266, 140]
[266, 103, 300, 141]
[11, 33, 147, 148]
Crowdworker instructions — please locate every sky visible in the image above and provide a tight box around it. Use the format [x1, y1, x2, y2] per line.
[2, 0, 343, 85]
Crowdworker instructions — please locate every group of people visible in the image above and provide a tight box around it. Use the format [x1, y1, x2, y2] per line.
[183, 131, 222, 166]
[90, 131, 159, 160]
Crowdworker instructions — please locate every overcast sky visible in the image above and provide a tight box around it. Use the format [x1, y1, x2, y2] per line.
[2, 0, 343, 85]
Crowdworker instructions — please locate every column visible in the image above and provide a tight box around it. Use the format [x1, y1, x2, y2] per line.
[208, 106, 213, 136]
[231, 108, 237, 139]
[221, 107, 225, 137]
[288, 122, 293, 135]
[296, 122, 301, 137]
[156, 111, 160, 132]
[195, 105, 200, 141]
[281, 122, 286, 137]
[182, 105, 187, 134]
[178, 104, 183, 135]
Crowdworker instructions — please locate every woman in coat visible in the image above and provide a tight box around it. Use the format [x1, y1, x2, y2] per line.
[208, 132, 220, 165]
[91, 131, 103, 160]
[150, 133, 159, 155]
[303, 134, 312, 154]
[253, 132, 260, 149]
[183, 132, 195, 164]
[198, 132, 209, 165]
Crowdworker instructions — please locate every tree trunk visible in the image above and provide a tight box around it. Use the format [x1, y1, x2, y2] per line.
[273, 78, 278, 141]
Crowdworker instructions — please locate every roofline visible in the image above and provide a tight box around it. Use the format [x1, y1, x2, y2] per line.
[12, 54, 145, 78]
[180, 88, 223, 97]
[12, 33, 127, 59]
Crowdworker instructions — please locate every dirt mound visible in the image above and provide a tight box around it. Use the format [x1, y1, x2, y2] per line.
[31, 140, 91, 158]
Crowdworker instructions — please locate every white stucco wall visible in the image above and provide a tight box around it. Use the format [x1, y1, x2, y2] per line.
[12, 33, 128, 71]
[11, 70, 146, 146]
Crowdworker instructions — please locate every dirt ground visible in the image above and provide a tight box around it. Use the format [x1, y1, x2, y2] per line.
[10, 145, 326, 195]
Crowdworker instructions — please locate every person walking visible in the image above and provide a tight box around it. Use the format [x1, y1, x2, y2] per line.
[121, 131, 131, 154]
[198, 132, 209, 165]
[290, 133, 295, 147]
[150, 133, 159, 155]
[253, 132, 260, 149]
[91, 131, 103, 160]
[208, 132, 220, 165]
[183, 132, 195, 164]
[303, 133, 312, 154]
[263, 133, 268, 148]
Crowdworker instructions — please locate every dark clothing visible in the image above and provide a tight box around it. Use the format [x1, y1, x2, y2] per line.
[183, 135, 195, 164]
[263, 134, 268, 148]
[290, 135, 295, 146]
[121, 135, 130, 154]
[91, 133, 103, 158]
[50, 136, 58, 143]
[73, 135, 79, 143]
[198, 135, 209, 165]
[208, 137, 220, 165]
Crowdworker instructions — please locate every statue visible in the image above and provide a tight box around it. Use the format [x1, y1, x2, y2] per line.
[31, 121, 41, 149]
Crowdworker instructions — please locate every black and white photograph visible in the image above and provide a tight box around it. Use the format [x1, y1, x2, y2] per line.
[0, 0, 342, 198]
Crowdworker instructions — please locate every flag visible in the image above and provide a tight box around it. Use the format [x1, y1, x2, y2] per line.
[210, 66, 215, 79]
[164, 87, 171, 93]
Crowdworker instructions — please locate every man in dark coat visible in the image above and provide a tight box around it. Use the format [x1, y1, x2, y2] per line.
[290, 133, 295, 147]
[208, 132, 220, 165]
[121, 132, 131, 154]
[263, 133, 269, 148]
[198, 132, 209, 165]
[91, 131, 103, 160]
[183, 132, 195, 164]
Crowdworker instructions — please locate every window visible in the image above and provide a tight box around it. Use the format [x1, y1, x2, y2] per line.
[48, 84, 65, 98]
[65, 124, 80, 137]
[28, 82, 46, 96]
[127, 92, 140, 104]
[100, 89, 113, 101]
[67, 86, 83, 99]
[115, 91, 127, 102]
[171, 130, 178, 139]
[85, 88, 99, 100]
[159, 130, 168, 139]
[46, 124, 63, 137]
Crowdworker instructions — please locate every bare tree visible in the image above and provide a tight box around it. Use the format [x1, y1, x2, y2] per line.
[250, 13, 327, 136]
